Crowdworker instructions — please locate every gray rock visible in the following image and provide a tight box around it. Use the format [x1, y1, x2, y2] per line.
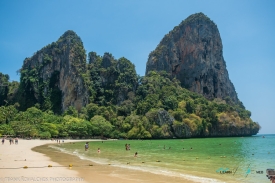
[157, 109, 174, 126]
[146, 13, 239, 104]
[20, 30, 89, 112]
[173, 123, 191, 138]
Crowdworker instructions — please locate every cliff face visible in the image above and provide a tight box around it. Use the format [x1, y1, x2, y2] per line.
[19, 30, 88, 113]
[146, 13, 238, 104]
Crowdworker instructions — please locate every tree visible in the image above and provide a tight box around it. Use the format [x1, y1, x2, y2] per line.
[90, 115, 113, 137]
[63, 115, 90, 138]
[0, 124, 15, 136]
[86, 103, 99, 120]
[64, 106, 78, 117]
[39, 123, 59, 137]
[163, 95, 178, 110]
[186, 100, 195, 113]
[10, 121, 34, 137]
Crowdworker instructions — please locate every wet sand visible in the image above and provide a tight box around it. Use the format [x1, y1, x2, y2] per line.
[0, 139, 196, 183]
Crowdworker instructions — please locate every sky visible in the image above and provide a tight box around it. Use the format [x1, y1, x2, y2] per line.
[0, 0, 274, 134]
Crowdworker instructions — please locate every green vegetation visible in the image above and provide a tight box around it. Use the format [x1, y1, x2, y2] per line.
[0, 69, 260, 139]
[0, 72, 19, 106]
[0, 73, 9, 106]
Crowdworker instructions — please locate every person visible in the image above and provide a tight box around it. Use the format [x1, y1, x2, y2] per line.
[134, 152, 138, 157]
[97, 148, 100, 153]
[1, 138, 4, 145]
[15, 137, 18, 145]
[125, 144, 128, 150]
[85, 142, 89, 151]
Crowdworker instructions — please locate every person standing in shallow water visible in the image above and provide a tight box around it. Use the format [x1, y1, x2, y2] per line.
[125, 144, 131, 151]
[85, 142, 89, 151]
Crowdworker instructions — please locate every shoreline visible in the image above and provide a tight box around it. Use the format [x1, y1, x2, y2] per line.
[34, 141, 199, 183]
[0, 139, 197, 183]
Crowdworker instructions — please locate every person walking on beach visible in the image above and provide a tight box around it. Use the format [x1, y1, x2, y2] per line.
[1, 138, 4, 145]
[85, 142, 89, 151]
[15, 138, 18, 145]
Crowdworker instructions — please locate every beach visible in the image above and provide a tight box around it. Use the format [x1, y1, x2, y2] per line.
[0, 139, 196, 183]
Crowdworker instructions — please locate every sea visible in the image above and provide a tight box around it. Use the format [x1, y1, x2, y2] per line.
[49, 134, 275, 183]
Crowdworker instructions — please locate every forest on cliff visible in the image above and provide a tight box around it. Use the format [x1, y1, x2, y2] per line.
[0, 67, 259, 139]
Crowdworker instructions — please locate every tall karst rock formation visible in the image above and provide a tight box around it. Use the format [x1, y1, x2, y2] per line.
[19, 30, 88, 113]
[146, 13, 239, 104]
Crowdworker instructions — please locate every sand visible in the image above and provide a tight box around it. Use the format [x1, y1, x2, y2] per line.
[0, 139, 196, 183]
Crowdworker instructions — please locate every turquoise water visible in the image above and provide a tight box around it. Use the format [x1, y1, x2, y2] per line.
[51, 135, 275, 183]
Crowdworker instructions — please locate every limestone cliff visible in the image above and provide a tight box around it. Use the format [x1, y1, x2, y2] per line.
[146, 13, 239, 104]
[19, 30, 88, 113]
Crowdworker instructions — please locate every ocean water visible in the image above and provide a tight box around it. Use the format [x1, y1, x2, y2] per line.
[50, 134, 275, 183]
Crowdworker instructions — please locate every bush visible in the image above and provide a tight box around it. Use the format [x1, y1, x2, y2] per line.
[39, 131, 51, 139]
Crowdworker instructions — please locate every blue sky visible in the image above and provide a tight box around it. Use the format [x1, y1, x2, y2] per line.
[0, 0, 274, 134]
